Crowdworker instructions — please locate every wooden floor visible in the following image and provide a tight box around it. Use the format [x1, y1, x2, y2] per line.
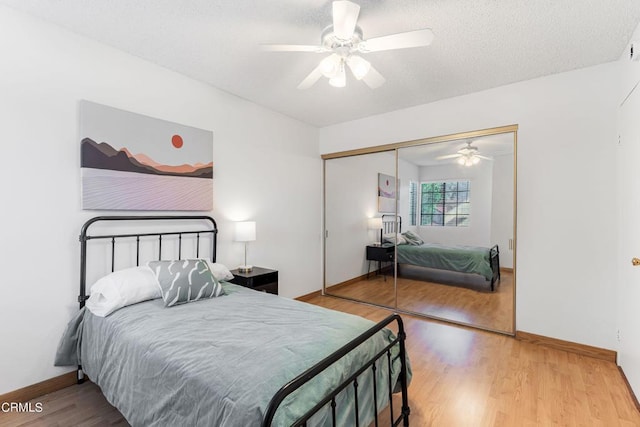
[328, 268, 514, 332]
[0, 382, 127, 426]
[2, 295, 639, 427]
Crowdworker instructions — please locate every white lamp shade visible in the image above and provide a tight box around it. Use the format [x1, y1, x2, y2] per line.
[320, 54, 341, 78]
[234, 221, 256, 242]
[368, 217, 383, 229]
[329, 62, 346, 87]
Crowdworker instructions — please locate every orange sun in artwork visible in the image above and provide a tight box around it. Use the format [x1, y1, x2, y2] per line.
[171, 134, 184, 149]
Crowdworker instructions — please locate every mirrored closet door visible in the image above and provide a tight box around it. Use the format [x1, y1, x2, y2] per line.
[324, 150, 397, 308]
[395, 133, 515, 333]
[323, 126, 517, 335]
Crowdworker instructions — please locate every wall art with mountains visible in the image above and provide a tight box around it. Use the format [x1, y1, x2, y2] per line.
[80, 100, 213, 211]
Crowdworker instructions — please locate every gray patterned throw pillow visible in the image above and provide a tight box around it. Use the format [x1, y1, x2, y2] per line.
[148, 259, 225, 307]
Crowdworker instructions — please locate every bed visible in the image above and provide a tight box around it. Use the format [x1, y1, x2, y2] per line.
[55, 215, 410, 427]
[382, 215, 500, 291]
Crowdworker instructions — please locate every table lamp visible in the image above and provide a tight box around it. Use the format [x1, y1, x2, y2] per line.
[234, 221, 256, 273]
[368, 217, 383, 245]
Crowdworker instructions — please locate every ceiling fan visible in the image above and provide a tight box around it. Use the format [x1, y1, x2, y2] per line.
[436, 141, 493, 166]
[262, 0, 434, 89]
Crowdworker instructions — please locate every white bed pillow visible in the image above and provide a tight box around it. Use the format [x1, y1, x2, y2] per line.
[86, 266, 161, 317]
[206, 260, 234, 281]
[383, 233, 407, 245]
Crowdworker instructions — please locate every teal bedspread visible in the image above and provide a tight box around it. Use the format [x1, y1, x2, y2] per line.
[397, 242, 493, 280]
[55, 283, 408, 426]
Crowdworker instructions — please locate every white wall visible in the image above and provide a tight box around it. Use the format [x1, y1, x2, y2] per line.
[417, 162, 493, 247]
[320, 62, 620, 350]
[0, 6, 321, 395]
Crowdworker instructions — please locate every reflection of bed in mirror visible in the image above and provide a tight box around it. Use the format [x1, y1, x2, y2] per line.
[382, 215, 500, 291]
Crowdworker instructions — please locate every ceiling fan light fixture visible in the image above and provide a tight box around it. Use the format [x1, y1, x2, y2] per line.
[457, 154, 477, 167]
[329, 62, 346, 87]
[266, 1, 434, 90]
[347, 55, 371, 80]
[320, 54, 341, 78]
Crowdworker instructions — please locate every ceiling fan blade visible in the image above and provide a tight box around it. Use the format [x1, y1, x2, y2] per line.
[297, 65, 324, 90]
[261, 44, 324, 52]
[346, 55, 371, 80]
[362, 28, 434, 52]
[436, 154, 461, 160]
[333, 1, 360, 40]
[361, 65, 386, 89]
[476, 154, 493, 160]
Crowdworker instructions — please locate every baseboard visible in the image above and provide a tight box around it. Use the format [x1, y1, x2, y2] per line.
[0, 371, 77, 404]
[618, 366, 640, 412]
[295, 289, 322, 302]
[500, 267, 514, 273]
[516, 331, 616, 362]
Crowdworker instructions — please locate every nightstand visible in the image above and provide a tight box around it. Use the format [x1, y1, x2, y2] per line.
[228, 267, 278, 295]
[366, 244, 395, 279]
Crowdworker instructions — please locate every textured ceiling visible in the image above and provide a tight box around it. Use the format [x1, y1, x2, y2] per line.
[2, 0, 639, 127]
[399, 133, 514, 167]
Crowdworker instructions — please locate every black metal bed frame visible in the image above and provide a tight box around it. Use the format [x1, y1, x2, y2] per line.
[381, 214, 501, 291]
[488, 244, 501, 291]
[79, 215, 218, 310]
[78, 215, 410, 427]
[263, 313, 410, 427]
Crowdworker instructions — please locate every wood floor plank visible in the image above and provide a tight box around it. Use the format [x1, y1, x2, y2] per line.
[1, 295, 638, 426]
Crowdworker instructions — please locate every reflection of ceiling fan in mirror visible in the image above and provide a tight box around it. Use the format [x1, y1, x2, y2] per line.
[436, 141, 493, 166]
[261, 0, 434, 89]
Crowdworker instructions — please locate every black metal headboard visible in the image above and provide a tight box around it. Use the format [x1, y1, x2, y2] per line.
[79, 215, 218, 309]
